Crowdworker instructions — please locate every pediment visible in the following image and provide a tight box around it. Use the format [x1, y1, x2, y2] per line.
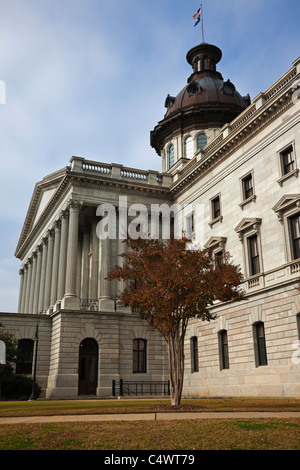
[15, 168, 68, 258]
[272, 194, 300, 213]
[32, 187, 58, 226]
[234, 217, 262, 234]
[204, 236, 227, 249]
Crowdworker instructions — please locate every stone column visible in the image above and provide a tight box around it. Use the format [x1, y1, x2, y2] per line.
[81, 225, 90, 300]
[24, 258, 33, 313]
[17, 269, 24, 313]
[116, 209, 128, 309]
[117, 234, 127, 297]
[44, 229, 54, 311]
[56, 210, 69, 302]
[76, 233, 82, 299]
[89, 218, 99, 300]
[20, 264, 28, 313]
[33, 245, 42, 314]
[38, 238, 48, 313]
[50, 220, 61, 307]
[28, 253, 37, 314]
[61, 200, 81, 310]
[99, 236, 114, 311]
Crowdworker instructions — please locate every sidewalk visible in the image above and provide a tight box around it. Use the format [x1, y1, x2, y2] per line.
[1, 411, 300, 424]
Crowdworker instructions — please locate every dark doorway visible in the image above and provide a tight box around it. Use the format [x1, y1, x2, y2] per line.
[78, 338, 98, 395]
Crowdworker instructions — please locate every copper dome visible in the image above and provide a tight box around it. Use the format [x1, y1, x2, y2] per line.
[151, 43, 251, 155]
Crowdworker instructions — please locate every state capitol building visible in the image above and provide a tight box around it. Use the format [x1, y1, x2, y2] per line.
[1, 39, 299, 399]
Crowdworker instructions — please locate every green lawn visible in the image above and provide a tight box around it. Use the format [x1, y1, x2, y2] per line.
[0, 397, 300, 417]
[0, 418, 299, 450]
[0, 398, 299, 450]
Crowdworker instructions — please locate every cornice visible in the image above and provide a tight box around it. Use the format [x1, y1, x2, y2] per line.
[69, 170, 172, 199]
[15, 168, 69, 254]
[170, 64, 298, 197]
[15, 173, 71, 259]
[15, 166, 173, 261]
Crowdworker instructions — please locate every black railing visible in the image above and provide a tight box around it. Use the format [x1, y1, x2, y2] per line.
[112, 379, 170, 397]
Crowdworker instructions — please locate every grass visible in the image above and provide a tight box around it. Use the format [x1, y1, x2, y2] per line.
[0, 398, 299, 450]
[0, 397, 300, 417]
[0, 418, 299, 450]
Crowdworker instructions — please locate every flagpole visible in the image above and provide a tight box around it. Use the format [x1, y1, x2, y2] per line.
[201, 4, 205, 43]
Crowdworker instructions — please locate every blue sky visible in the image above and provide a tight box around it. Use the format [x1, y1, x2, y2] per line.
[0, 0, 299, 312]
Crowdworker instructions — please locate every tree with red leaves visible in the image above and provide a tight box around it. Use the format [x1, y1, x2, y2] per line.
[108, 237, 244, 406]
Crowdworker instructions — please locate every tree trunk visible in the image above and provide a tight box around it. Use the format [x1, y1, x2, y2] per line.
[166, 326, 186, 406]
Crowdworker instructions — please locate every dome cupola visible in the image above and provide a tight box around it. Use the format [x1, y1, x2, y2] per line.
[151, 42, 251, 166]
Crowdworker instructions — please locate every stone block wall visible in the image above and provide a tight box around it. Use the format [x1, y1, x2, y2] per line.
[183, 283, 300, 397]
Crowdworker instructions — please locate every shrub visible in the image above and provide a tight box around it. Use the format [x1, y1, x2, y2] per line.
[1, 375, 42, 400]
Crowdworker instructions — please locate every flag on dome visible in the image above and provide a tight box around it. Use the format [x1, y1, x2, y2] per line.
[193, 7, 201, 26]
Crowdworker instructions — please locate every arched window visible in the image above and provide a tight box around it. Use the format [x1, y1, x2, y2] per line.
[190, 337, 199, 373]
[197, 133, 207, 150]
[253, 322, 268, 367]
[16, 339, 34, 374]
[185, 137, 193, 159]
[78, 338, 98, 395]
[218, 330, 229, 370]
[133, 339, 147, 373]
[167, 144, 174, 169]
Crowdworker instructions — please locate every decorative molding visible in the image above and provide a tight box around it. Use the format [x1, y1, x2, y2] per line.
[234, 218, 262, 242]
[272, 194, 300, 223]
[204, 236, 227, 250]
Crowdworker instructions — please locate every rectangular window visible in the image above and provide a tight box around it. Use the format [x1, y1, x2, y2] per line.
[290, 214, 300, 260]
[218, 330, 229, 370]
[133, 339, 147, 373]
[248, 235, 260, 276]
[190, 337, 199, 373]
[186, 213, 194, 239]
[212, 196, 221, 220]
[215, 250, 223, 266]
[281, 146, 295, 175]
[253, 322, 268, 367]
[242, 174, 253, 200]
[16, 339, 34, 375]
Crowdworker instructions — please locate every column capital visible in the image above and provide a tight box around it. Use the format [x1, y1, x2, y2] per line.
[19, 268, 24, 276]
[67, 199, 83, 212]
[59, 209, 69, 221]
[35, 244, 42, 253]
[52, 219, 61, 231]
[46, 228, 55, 238]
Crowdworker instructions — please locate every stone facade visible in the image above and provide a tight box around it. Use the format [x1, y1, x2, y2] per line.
[0, 43, 299, 399]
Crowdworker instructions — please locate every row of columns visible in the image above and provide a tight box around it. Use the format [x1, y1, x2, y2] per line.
[18, 200, 125, 314]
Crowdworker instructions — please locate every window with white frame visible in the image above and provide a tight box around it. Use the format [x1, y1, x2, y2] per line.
[277, 142, 298, 186]
[235, 218, 263, 279]
[185, 136, 193, 159]
[209, 194, 222, 226]
[185, 212, 194, 239]
[290, 213, 300, 260]
[167, 144, 174, 169]
[272, 195, 300, 263]
[239, 171, 256, 208]
[247, 234, 261, 276]
[204, 237, 227, 267]
[197, 133, 207, 150]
